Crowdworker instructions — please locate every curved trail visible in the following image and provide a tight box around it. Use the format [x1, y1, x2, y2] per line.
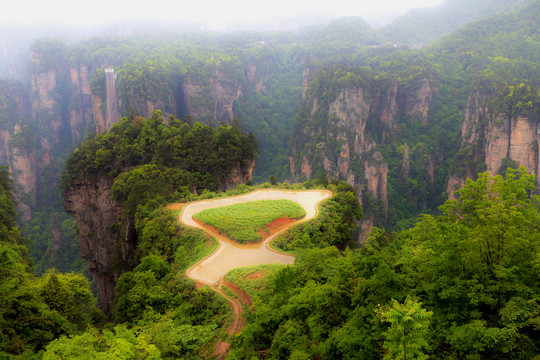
[174, 189, 331, 356]
[181, 189, 332, 286]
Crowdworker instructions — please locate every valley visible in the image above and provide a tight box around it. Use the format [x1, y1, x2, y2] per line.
[0, 0, 539, 358]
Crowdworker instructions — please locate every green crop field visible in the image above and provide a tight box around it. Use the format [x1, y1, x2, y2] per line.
[193, 200, 306, 243]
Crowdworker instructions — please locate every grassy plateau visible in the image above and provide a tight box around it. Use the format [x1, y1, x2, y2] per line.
[193, 199, 306, 243]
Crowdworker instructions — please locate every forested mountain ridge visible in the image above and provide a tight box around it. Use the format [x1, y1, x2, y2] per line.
[291, 0, 540, 229]
[62, 112, 257, 314]
[378, 0, 531, 46]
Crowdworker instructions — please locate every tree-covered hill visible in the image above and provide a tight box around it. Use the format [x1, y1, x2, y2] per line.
[62, 112, 258, 314]
[378, 0, 531, 46]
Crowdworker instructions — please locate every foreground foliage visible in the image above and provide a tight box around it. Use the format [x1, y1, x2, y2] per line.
[0, 167, 99, 357]
[194, 200, 306, 243]
[227, 168, 540, 359]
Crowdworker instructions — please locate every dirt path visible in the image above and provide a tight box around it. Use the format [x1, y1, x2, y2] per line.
[181, 189, 332, 285]
[174, 189, 332, 358]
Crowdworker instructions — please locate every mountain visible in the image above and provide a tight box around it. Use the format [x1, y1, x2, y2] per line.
[290, 0, 539, 230]
[0, 1, 538, 358]
[378, 0, 531, 46]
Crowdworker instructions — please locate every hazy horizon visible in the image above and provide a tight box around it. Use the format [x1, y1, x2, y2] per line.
[2, 0, 445, 31]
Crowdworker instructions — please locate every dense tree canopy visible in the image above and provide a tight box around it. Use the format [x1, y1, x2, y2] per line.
[228, 168, 540, 359]
[0, 167, 99, 357]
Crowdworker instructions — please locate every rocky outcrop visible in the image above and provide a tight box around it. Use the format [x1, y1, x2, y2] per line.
[62, 175, 129, 315]
[69, 65, 93, 142]
[290, 71, 440, 237]
[220, 159, 256, 191]
[401, 78, 438, 123]
[9, 135, 37, 222]
[291, 78, 438, 205]
[183, 70, 243, 124]
[447, 90, 540, 198]
[0, 81, 34, 219]
[246, 63, 267, 92]
[92, 95, 108, 134]
[290, 84, 390, 233]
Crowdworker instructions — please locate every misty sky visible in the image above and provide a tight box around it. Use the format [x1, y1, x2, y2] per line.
[3, 0, 444, 30]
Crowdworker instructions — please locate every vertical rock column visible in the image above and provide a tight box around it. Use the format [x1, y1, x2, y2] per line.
[105, 68, 120, 131]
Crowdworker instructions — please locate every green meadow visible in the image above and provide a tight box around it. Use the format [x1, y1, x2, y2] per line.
[193, 200, 306, 243]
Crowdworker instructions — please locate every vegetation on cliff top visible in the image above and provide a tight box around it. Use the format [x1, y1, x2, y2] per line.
[63, 111, 257, 200]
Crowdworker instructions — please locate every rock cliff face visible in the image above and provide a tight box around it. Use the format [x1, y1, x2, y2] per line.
[9, 139, 37, 222]
[183, 70, 243, 125]
[62, 175, 128, 315]
[221, 159, 256, 190]
[0, 81, 34, 220]
[63, 158, 255, 314]
[69, 65, 93, 142]
[447, 90, 540, 197]
[291, 73, 438, 227]
[92, 95, 108, 134]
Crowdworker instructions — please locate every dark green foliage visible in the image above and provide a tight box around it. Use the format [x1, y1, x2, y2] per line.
[497, 157, 519, 176]
[228, 168, 540, 359]
[0, 167, 98, 357]
[0, 166, 17, 230]
[21, 210, 85, 274]
[274, 181, 362, 251]
[63, 111, 257, 192]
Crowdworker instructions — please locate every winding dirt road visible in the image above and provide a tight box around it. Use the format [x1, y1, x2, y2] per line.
[180, 189, 332, 286]
[173, 189, 331, 357]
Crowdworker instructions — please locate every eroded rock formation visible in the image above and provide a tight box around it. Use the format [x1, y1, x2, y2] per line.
[447, 89, 540, 198]
[290, 71, 440, 237]
[62, 175, 129, 315]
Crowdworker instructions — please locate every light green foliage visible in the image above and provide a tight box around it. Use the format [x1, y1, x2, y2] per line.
[225, 263, 284, 298]
[194, 199, 306, 243]
[140, 315, 215, 360]
[43, 325, 161, 360]
[134, 203, 218, 269]
[40, 270, 95, 330]
[378, 297, 433, 360]
[0, 167, 99, 356]
[113, 202, 228, 328]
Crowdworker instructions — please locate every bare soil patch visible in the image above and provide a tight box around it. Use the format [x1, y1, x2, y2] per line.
[223, 279, 252, 307]
[165, 203, 184, 210]
[260, 217, 296, 240]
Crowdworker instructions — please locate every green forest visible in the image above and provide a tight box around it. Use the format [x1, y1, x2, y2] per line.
[0, 0, 540, 358]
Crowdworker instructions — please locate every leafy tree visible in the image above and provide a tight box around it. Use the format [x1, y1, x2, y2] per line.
[377, 297, 433, 360]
